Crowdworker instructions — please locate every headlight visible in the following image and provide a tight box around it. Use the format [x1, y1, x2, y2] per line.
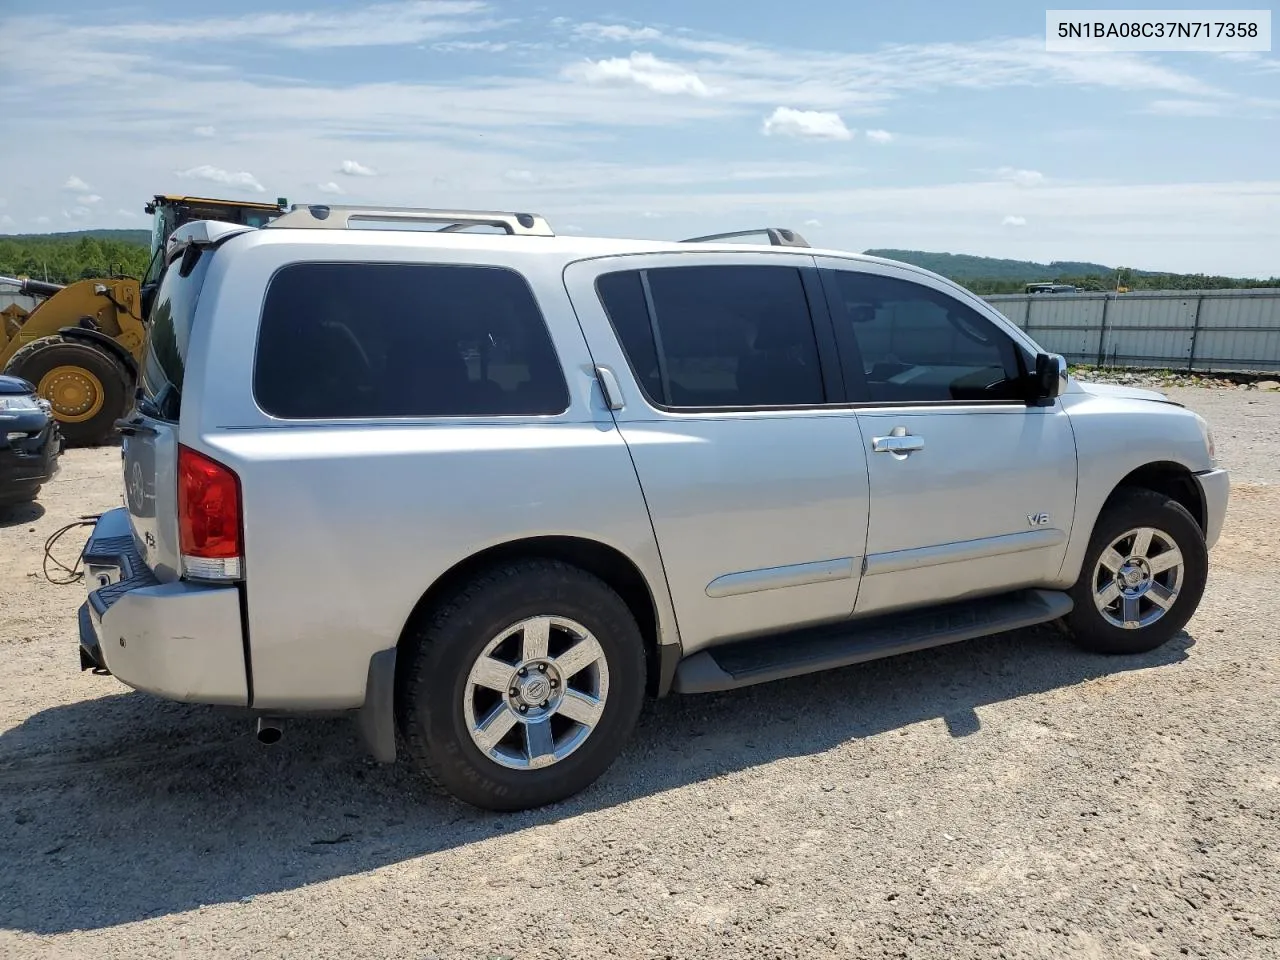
[0, 395, 40, 412]
[1194, 413, 1216, 461]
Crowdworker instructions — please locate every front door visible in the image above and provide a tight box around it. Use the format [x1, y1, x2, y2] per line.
[818, 260, 1078, 616]
[564, 254, 869, 653]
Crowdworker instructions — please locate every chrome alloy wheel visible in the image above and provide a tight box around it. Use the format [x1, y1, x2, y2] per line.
[463, 616, 610, 770]
[1092, 526, 1185, 630]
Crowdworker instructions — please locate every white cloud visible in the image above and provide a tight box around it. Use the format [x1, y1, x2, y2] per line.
[63, 175, 90, 191]
[114, 208, 141, 219]
[1002, 215, 1028, 227]
[432, 39, 524, 53]
[77, 194, 103, 205]
[0, 214, 14, 228]
[762, 107, 852, 141]
[82, 2, 498, 50]
[339, 160, 377, 177]
[575, 23, 664, 43]
[193, 125, 216, 137]
[641, 211, 663, 219]
[996, 167, 1045, 187]
[564, 52, 711, 97]
[865, 129, 894, 143]
[35, 216, 50, 225]
[176, 164, 266, 192]
[62, 206, 91, 220]
[804, 218, 822, 227]
[504, 169, 538, 183]
[315, 181, 344, 194]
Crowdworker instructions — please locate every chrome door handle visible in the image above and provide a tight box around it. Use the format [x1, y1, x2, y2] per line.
[872, 434, 924, 454]
[594, 364, 624, 411]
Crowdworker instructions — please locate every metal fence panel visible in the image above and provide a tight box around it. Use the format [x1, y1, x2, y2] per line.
[984, 289, 1280, 374]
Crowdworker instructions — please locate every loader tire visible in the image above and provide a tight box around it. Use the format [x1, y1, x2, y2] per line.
[5, 336, 132, 446]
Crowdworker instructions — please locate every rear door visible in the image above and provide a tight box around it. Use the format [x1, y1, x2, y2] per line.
[817, 259, 1078, 615]
[564, 254, 870, 653]
[119, 243, 215, 582]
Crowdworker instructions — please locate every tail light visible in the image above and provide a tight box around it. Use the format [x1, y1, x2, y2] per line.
[178, 444, 243, 580]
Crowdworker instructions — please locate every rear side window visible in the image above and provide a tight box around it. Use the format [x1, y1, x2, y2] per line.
[140, 248, 212, 421]
[253, 263, 568, 419]
[596, 264, 825, 408]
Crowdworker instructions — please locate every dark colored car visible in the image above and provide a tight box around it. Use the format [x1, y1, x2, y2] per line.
[0, 373, 62, 506]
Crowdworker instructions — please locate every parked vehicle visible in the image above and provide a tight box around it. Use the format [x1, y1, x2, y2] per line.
[0, 374, 61, 506]
[77, 206, 1229, 811]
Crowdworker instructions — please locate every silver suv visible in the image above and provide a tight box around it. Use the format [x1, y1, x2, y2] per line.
[78, 206, 1229, 811]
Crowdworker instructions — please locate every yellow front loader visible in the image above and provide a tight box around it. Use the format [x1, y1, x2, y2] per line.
[1, 195, 287, 445]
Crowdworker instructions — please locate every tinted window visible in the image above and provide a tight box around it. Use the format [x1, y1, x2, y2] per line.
[141, 247, 212, 421]
[826, 271, 1024, 403]
[254, 263, 568, 419]
[597, 265, 825, 408]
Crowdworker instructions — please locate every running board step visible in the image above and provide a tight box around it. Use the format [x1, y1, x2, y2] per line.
[672, 589, 1073, 694]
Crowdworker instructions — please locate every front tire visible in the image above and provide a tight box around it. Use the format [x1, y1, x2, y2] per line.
[1066, 488, 1208, 655]
[396, 559, 647, 811]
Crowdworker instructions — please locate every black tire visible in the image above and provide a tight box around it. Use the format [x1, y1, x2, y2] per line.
[396, 559, 647, 811]
[0, 484, 40, 507]
[4, 336, 131, 446]
[1066, 488, 1208, 655]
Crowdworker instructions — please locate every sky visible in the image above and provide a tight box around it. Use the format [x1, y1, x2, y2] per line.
[0, 0, 1277, 275]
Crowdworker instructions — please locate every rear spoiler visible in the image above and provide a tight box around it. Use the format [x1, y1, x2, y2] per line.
[165, 221, 257, 264]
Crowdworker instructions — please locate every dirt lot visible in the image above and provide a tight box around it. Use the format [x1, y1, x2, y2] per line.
[1, 387, 1277, 960]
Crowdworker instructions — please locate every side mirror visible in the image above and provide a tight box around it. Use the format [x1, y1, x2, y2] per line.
[1033, 353, 1067, 401]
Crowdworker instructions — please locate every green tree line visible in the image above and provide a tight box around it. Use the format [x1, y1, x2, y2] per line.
[0, 233, 151, 285]
[3, 231, 1276, 294]
[962, 272, 1280, 295]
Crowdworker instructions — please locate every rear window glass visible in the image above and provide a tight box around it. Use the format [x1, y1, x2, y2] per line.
[253, 262, 569, 419]
[140, 247, 212, 421]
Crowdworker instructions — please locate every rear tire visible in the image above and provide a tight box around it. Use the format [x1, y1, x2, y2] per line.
[1066, 488, 1207, 655]
[396, 559, 647, 811]
[4, 336, 131, 446]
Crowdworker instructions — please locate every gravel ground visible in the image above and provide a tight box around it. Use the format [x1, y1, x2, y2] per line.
[1, 387, 1277, 960]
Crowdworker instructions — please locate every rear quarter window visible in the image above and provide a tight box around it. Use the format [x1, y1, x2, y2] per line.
[253, 262, 569, 419]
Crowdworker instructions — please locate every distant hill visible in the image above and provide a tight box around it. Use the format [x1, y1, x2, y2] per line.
[864, 249, 1277, 294]
[2, 229, 153, 246]
[865, 250, 1115, 282]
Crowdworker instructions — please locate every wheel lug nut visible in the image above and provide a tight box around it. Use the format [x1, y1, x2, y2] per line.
[549, 678, 558, 688]
[509, 687, 518, 696]
[537, 663, 547, 672]
[518, 704, 528, 713]
[517, 667, 527, 676]
[540, 700, 549, 709]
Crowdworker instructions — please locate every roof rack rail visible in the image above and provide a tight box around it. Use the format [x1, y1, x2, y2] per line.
[267, 204, 555, 236]
[679, 227, 809, 248]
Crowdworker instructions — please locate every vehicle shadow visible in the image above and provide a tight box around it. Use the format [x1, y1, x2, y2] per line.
[0, 623, 1193, 934]
[0, 501, 45, 527]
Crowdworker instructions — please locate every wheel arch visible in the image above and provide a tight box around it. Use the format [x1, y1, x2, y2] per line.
[1105, 460, 1205, 533]
[395, 535, 678, 699]
[56, 326, 139, 380]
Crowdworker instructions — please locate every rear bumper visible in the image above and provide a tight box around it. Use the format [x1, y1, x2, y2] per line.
[79, 507, 249, 705]
[1195, 468, 1229, 551]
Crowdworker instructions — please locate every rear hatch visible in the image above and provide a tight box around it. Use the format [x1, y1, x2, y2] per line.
[120, 239, 216, 582]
